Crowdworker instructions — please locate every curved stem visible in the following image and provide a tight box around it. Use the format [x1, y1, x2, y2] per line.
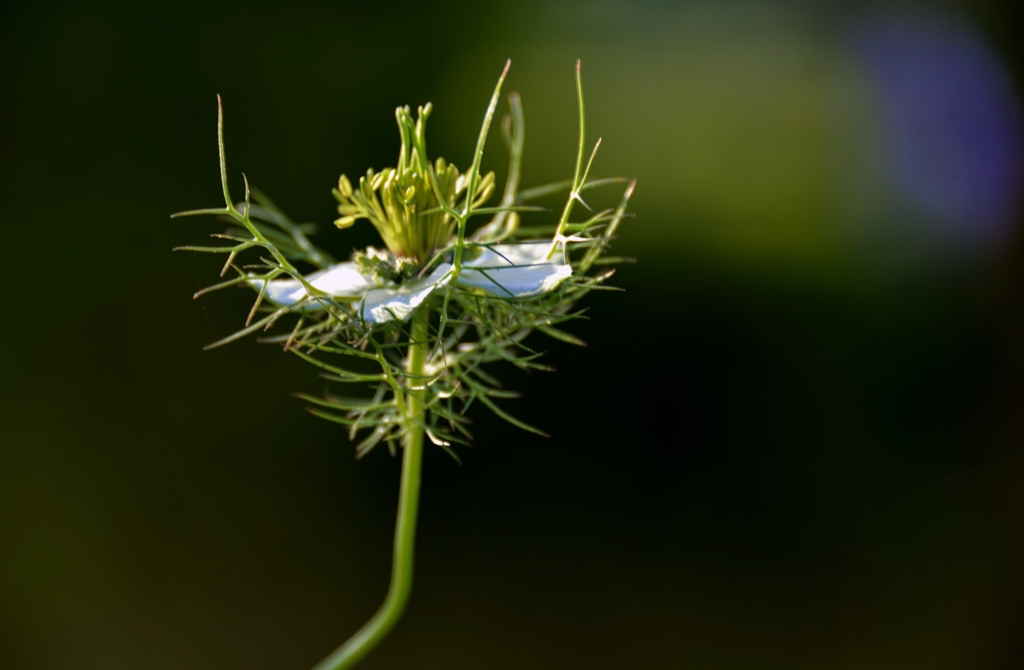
[312, 312, 429, 670]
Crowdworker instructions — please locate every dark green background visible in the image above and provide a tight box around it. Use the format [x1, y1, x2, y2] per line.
[3, 1, 1024, 668]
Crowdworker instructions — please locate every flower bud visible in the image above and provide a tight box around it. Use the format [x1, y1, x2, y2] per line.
[474, 181, 495, 204]
[338, 174, 353, 198]
[476, 171, 495, 196]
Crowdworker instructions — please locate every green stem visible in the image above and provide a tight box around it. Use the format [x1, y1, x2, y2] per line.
[312, 312, 429, 670]
[546, 59, 586, 260]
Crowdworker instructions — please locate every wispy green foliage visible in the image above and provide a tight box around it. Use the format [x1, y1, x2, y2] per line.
[174, 61, 636, 459]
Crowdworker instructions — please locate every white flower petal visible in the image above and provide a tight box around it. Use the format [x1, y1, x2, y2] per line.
[466, 241, 556, 267]
[252, 276, 307, 305]
[309, 263, 377, 296]
[361, 264, 452, 324]
[252, 262, 376, 306]
[458, 241, 572, 297]
[457, 264, 572, 297]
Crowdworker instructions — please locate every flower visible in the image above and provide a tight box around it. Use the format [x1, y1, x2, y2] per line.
[248, 99, 573, 324]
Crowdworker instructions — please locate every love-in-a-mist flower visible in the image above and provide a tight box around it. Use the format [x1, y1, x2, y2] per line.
[173, 60, 634, 670]
[248, 92, 578, 326]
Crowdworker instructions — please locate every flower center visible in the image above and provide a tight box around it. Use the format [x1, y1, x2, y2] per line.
[333, 104, 495, 264]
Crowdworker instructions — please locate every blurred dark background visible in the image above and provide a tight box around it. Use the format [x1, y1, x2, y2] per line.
[3, 1, 1024, 668]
